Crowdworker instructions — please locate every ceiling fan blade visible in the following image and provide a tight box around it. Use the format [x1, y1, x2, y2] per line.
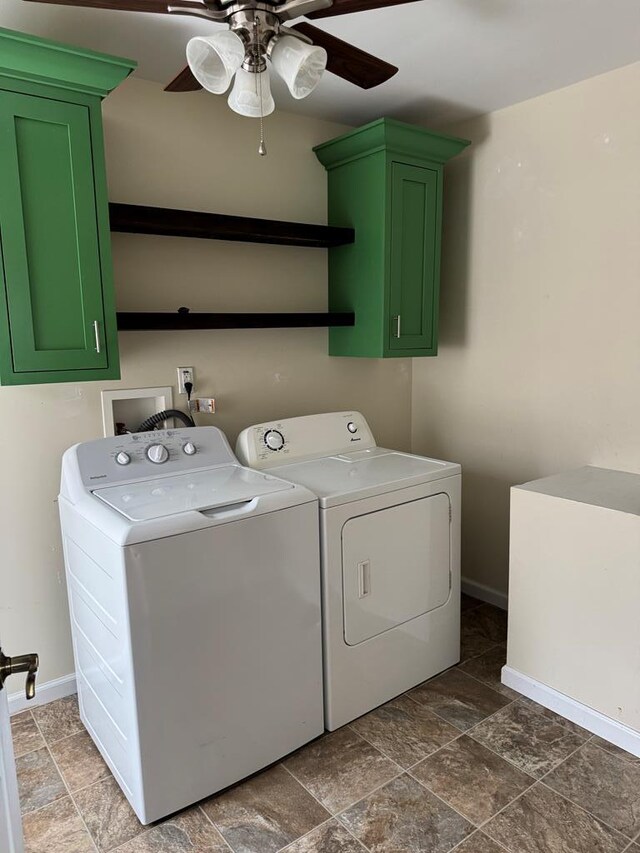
[164, 65, 202, 92]
[307, 0, 423, 19]
[292, 23, 397, 89]
[275, 0, 332, 20]
[22, 0, 203, 12]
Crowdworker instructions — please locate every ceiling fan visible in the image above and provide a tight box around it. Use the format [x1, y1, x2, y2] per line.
[25, 0, 421, 152]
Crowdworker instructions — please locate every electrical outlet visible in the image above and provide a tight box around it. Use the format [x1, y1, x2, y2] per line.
[177, 367, 194, 395]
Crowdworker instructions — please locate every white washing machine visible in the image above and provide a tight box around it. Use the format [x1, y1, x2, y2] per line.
[59, 426, 324, 824]
[236, 412, 461, 730]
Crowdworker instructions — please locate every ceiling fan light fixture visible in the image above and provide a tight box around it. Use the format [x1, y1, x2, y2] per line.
[186, 31, 245, 94]
[270, 35, 327, 99]
[228, 67, 276, 118]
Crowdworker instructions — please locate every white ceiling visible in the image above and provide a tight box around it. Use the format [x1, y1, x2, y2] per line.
[1, 0, 639, 126]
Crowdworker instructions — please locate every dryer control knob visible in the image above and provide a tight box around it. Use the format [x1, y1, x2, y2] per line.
[115, 452, 131, 466]
[183, 442, 197, 456]
[146, 444, 169, 464]
[347, 422, 358, 434]
[264, 430, 285, 451]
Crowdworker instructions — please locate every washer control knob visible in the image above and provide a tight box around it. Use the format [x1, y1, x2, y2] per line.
[347, 422, 358, 434]
[146, 444, 169, 464]
[264, 429, 285, 452]
[115, 451, 131, 466]
[183, 442, 197, 456]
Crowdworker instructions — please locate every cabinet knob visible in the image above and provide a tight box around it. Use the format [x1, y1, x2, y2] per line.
[393, 315, 402, 338]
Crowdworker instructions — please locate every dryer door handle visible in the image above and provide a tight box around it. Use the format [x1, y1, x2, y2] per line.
[358, 560, 371, 599]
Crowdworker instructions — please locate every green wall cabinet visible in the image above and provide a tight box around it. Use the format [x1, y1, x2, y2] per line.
[314, 118, 470, 358]
[0, 28, 135, 385]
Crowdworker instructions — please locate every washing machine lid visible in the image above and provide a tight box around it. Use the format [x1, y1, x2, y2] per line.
[93, 465, 293, 522]
[269, 448, 460, 508]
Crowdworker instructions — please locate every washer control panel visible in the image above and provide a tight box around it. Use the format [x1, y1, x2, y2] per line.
[236, 412, 376, 470]
[74, 427, 236, 489]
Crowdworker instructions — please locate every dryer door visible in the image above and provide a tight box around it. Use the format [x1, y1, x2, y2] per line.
[342, 493, 451, 646]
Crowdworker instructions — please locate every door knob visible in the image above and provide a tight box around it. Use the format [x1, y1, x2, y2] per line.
[0, 648, 39, 700]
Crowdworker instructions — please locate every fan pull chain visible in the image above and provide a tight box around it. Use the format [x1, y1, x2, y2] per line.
[254, 18, 267, 156]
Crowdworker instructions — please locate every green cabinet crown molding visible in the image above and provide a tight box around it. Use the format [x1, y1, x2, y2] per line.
[315, 117, 470, 359]
[0, 27, 136, 98]
[314, 116, 470, 170]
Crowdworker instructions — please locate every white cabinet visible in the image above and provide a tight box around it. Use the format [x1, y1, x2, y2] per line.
[504, 466, 640, 755]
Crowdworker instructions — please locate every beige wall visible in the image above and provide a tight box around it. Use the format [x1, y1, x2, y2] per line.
[412, 62, 640, 597]
[5, 61, 639, 691]
[0, 78, 412, 689]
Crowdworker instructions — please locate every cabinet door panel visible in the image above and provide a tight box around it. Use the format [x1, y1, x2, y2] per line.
[388, 162, 438, 352]
[0, 90, 108, 372]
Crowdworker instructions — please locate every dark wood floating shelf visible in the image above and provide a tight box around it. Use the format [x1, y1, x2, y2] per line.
[116, 310, 355, 331]
[109, 202, 355, 248]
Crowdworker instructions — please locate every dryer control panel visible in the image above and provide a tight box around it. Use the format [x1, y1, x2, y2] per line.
[236, 412, 376, 470]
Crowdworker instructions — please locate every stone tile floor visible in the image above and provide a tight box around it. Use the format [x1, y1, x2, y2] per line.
[13, 596, 640, 853]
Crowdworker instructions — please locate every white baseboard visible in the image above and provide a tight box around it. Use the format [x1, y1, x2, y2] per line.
[502, 666, 640, 758]
[9, 673, 77, 716]
[461, 577, 508, 611]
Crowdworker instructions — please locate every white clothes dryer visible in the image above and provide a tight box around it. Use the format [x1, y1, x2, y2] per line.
[236, 412, 461, 730]
[59, 426, 324, 824]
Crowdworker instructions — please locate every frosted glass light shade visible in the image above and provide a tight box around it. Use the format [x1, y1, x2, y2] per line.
[228, 68, 275, 118]
[186, 31, 245, 94]
[270, 35, 327, 99]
